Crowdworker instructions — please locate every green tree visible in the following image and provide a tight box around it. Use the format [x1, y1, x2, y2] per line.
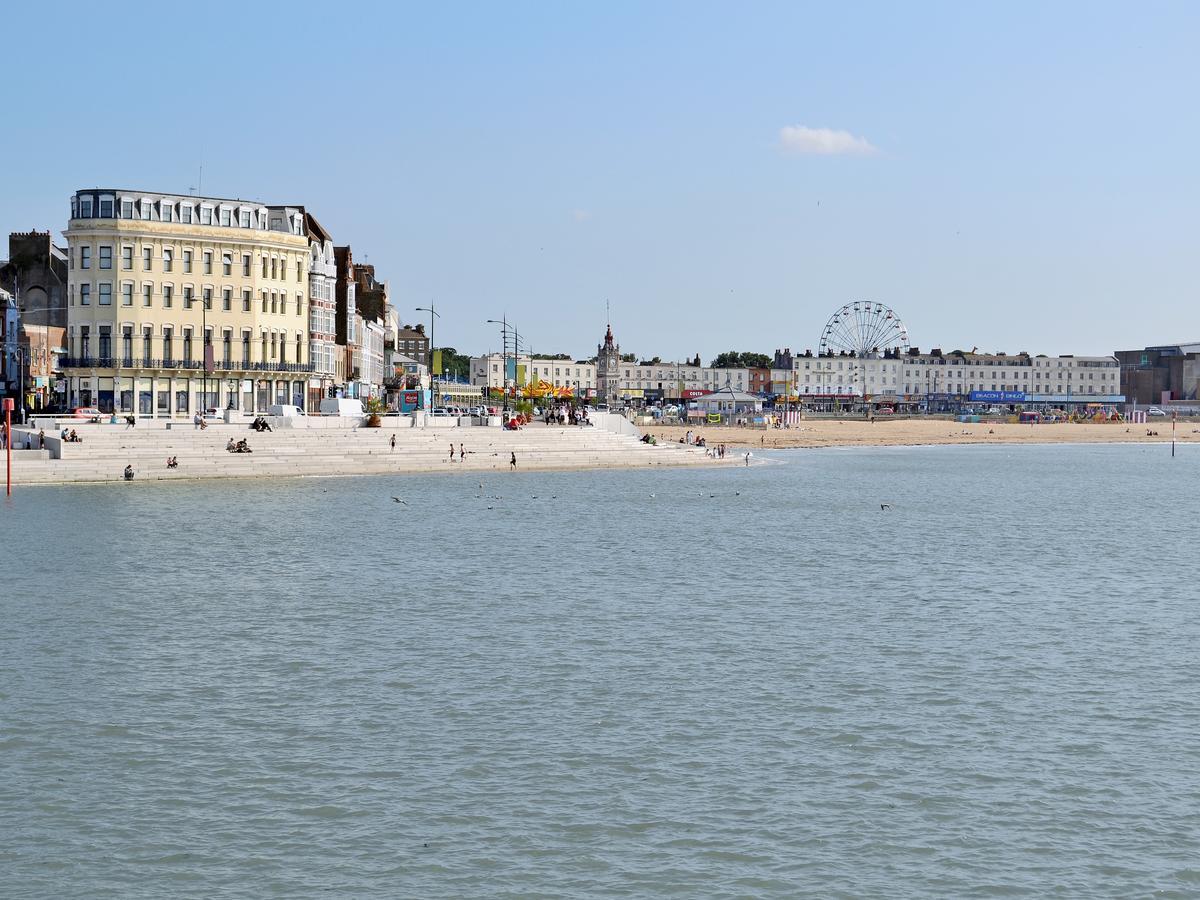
[433, 347, 470, 381]
[620, 352, 637, 362]
[710, 351, 771, 368]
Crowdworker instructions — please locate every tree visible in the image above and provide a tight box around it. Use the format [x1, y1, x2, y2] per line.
[710, 351, 771, 368]
[638, 356, 662, 366]
[433, 347, 470, 381]
[620, 352, 637, 362]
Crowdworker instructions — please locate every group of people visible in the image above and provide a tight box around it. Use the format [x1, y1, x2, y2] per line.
[448, 442, 468, 462]
[703, 443, 730, 459]
[192, 412, 209, 430]
[166, 456, 179, 468]
[61, 428, 83, 443]
[543, 406, 591, 426]
[226, 438, 253, 453]
[251, 417, 273, 432]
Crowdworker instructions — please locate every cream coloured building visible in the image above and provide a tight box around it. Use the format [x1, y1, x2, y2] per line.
[62, 189, 313, 416]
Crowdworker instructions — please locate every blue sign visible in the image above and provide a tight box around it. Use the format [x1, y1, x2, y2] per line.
[969, 390, 1025, 402]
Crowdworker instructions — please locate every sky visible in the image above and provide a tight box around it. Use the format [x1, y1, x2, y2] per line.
[2, 0, 1197, 362]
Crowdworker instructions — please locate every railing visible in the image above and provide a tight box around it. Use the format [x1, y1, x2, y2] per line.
[60, 357, 316, 373]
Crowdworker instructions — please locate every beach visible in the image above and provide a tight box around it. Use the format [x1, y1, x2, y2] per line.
[645, 417, 1189, 449]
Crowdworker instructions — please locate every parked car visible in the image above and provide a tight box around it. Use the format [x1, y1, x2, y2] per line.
[1148, 407, 1167, 416]
[430, 407, 453, 417]
[268, 404, 305, 417]
[876, 407, 895, 415]
[71, 407, 104, 420]
[319, 398, 364, 417]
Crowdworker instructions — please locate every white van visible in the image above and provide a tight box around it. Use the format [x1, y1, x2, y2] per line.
[319, 398, 364, 417]
[268, 404, 306, 417]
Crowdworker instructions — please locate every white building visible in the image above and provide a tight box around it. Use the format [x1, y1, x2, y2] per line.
[305, 213, 337, 411]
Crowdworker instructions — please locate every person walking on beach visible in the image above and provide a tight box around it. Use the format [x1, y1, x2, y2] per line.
[38, 428, 45, 449]
[390, 433, 396, 452]
[449, 442, 455, 462]
[459, 443, 465, 462]
[510, 451, 517, 470]
[744, 451, 752, 466]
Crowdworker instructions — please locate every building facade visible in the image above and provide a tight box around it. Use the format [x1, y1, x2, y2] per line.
[61, 189, 313, 416]
[1115, 343, 1200, 406]
[305, 213, 338, 411]
[0, 231, 69, 412]
[596, 325, 621, 405]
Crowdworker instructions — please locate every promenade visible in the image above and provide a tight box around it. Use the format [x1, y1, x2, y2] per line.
[4, 418, 727, 485]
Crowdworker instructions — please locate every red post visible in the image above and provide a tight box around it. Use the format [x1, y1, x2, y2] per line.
[3, 397, 13, 497]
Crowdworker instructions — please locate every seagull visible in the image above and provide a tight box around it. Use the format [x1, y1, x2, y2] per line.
[880, 503, 892, 510]
[649, 493, 655, 499]
[392, 497, 408, 505]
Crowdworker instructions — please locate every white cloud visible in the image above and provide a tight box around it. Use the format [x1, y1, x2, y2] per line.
[571, 209, 592, 222]
[779, 125, 878, 156]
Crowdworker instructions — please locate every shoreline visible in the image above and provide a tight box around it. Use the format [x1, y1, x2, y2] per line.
[644, 419, 1188, 450]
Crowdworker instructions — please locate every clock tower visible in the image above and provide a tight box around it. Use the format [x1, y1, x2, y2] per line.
[596, 323, 620, 405]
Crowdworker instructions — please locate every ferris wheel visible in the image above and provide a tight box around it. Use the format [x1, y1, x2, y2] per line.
[818, 301, 910, 357]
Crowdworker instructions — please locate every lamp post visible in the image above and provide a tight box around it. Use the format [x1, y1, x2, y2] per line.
[486, 317, 519, 418]
[415, 303, 440, 411]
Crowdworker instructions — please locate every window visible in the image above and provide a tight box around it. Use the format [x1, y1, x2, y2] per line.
[240, 210, 250, 228]
[271, 258, 277, 279]
[296, 260, 303, 281]
[203, 288, 213, 310]
[296, 293, 303, 315]
[200, 206, 212, 225]
[219, 208, 231, 227]
[261, 290, 268, 313]
[80, 246, 91, 269]
[160, 202, 173, 223]
[222, 288, 232, 311]
[203, 250, 212, 274]
[122, 326, 133, 362]
[242, 289, 251, 312]
[180, 204, 193, 224]
[222, 331, 232, 365]
[296, 334, 302, 363]
[183, 250, 192, 273]
[80, 197, 93, 217]
[271, 291, 278, 314]
[163, 328, 173, 362]
[183, 328, 193, 363]
[242, 332, 251, 364]
[99, 326, 111, 359]
[163, 284, 173, 308]
[99, 283, 112, 305]
[262, 256, 268, 278]
[143, 327, 152, 361]
[81, 326, 90, 357]
[121, 283, 133, 306]
[141, 200, 153, 220]
[162, 248, 173, 273]
[142, 284, 152, 307]
[242, 254, 251, 276]
[143, 247, 152, 270]
[222, 252, 232, 275]
[99, 246, 112, 269]
[183, 286, 194, 308]
[122, 246, 133, 270]
[280, 336, 286, 364]
[99, 197, 113, 217]
[80, 284, 91, 305]
[121, 199, 134, 218]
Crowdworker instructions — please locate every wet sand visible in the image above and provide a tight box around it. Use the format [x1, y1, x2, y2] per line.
[644, 418, 1188, 449]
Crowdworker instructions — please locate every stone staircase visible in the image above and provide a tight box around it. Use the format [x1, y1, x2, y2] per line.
[7, 421, 722, 484]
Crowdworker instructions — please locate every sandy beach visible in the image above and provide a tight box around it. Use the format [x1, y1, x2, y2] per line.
[644, 418, 1190, 449]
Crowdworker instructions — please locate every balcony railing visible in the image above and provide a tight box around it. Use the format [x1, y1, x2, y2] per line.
[60, 357, 316, 374]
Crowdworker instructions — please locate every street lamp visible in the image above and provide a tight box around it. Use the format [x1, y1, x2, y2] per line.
[486, 317, 521, 418]
[415, 303, 440, 411]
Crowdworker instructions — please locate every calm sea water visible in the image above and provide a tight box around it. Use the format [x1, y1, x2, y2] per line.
[3, 444, 1200, 898]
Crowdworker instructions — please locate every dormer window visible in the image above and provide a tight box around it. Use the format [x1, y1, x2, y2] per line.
[219, 207, 232, 227]
[120, 198, 134, 218]
[80, 196, 93, 217]
[239, 209, 251, 228]
[99, 195, 114, 217]
[199, 205, 213, 225]
[140, 199, 153, 220]
[180, 204, 193, 224]
[160, 201, 173, 222]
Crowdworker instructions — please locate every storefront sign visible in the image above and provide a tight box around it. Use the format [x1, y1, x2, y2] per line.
[969, 390, 1026, 402]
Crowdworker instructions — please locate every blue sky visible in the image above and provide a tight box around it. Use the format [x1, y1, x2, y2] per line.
[2, 1, 1196, 361]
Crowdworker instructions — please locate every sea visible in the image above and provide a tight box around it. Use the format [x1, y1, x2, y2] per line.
[2, 443, 1199, 898]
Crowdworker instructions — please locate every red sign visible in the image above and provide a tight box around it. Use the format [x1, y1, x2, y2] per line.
[682, 389, 710, 399]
